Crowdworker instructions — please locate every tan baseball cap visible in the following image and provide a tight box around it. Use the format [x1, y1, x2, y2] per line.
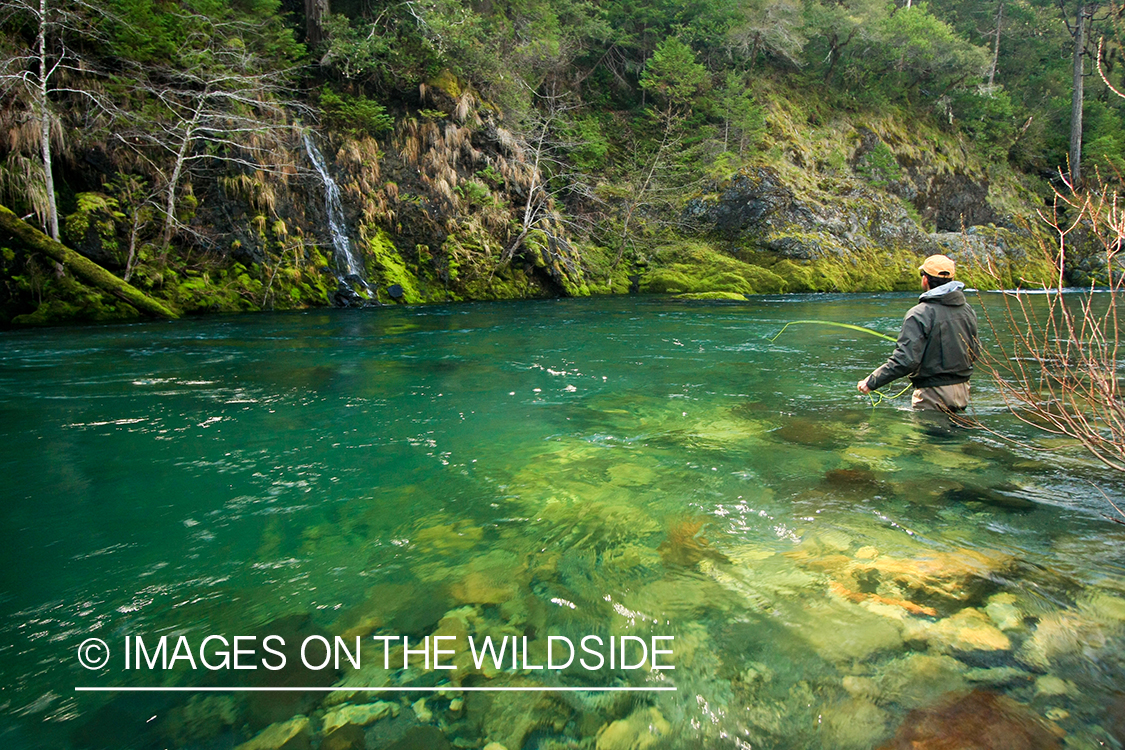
[919, 254, 955, 279]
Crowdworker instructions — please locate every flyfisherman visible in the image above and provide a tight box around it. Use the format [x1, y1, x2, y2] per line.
[857, 254, 979, 412]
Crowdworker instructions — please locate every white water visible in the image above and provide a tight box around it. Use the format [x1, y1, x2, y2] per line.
[303, 132, 365, 279]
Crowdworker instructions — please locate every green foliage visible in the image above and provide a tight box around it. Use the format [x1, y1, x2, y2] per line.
[565, 115, 610, 172]
[454, 180, 493, 207]
[640, 37, 709, 108]
[9, 0, 1124, 323]
[951, 86, 1017, 163]
[319, 90, 394, 136]
[855, 141, 902, 188]
[64, 193, 121, 251]
[714, 71, 765, 155]
[1083, 99, 1125, 177]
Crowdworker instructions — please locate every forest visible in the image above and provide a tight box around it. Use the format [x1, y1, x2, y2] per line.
[0, 0, 1121, 323]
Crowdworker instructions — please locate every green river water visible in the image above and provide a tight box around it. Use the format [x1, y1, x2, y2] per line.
[1, 294, 1124, 749]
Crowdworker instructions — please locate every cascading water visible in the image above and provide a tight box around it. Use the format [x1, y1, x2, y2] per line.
[302, 132, 372, 304]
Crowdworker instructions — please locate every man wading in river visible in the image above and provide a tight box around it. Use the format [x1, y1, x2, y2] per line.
[857, 254, 979, 413]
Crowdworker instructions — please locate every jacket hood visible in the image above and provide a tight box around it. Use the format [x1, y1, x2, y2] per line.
[920, 280, 966, 305]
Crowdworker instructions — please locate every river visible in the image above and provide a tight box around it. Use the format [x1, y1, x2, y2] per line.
[1, 294, 1123, 749]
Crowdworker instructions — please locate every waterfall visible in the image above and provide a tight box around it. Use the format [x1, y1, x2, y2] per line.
[302, 133, 367, 283]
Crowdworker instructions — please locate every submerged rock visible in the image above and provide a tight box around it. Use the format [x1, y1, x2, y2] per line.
[773, 418, 848, 449]
[321, 701, 398, 734]
[468, 683, 571, 750]
[1017, 611, 1109, 671]
[338, 581, 453, 640]
[873, 653, 967, 708]
[595, 707, 672, 750]
[822, 467, 896, 498]
[799, 598, 904, 663]
[233, 716, 310, 750]
[903, 607, 1011, 655]
[161, 694, 240, 746]
[876, 691, 1062, 750]
[984, 592, 1024, 632]
[658, 517, 731, 568]
[450, 549, 527, 605]
[845, 548, 1010, 617]
[821, 697, 889, 749]
[940, 484, 1037, 511]
[382, 726, 452, 750]
[247, 614, 338, 729]
[320, 724, 365, 750]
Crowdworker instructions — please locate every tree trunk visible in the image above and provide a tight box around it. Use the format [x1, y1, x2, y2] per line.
[1070, 2, 1086, 186]
[37, 0, 58, 242]
[304, 0, 329, 48]
[0, 204, 179, 319]
[988, 2, 1003, 87]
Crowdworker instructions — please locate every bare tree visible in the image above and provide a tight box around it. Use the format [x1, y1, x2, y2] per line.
[499, 81, 596, 272]
[0, 0, 107, 241]
[114, 15, 308, 256]
[961, 18, 1125, 524]
[970, 187, 1125, 474]
[988, 2, 1004, 87]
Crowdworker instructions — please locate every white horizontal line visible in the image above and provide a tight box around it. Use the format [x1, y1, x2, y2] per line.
[75, 686, 676, 693]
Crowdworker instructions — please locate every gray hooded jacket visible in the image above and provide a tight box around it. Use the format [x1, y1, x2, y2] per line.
[867, 281, 980, 391]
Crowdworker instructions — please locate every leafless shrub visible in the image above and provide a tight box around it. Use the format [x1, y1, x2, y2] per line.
[970, 185, 1125, 472]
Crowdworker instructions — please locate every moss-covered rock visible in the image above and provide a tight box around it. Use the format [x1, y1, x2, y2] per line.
[366, 229, 425, 303]
[638, 242, 788, 296]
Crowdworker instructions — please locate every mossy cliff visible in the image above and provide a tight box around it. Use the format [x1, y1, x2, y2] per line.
[0, 77, 1061, 326]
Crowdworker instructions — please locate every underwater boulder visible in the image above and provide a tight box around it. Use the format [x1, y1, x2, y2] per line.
[902, 607, 1012, 657]
[321, 701, 398, 734]
[595, 706, 672, 750]
[233, 715, 311, 750]
[320, 724, 365, 750]
[247, 614, 339, 729]
[658, 517, 731, 568]
[1108, 693, 1125, 745]
[822, 467, 895, 498]
[843, 548, 1010, 617]
[382, 726, 452, 750]
[876, 690, 1061, 750]
[940, 484, 1037, 511]
[772, 418, 848, 449]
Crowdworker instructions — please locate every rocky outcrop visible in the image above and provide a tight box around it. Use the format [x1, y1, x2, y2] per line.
[680, 123, 1055, 293]
[683, 167, 934, 261]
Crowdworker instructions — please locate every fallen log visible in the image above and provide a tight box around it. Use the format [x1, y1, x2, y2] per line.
[0, 204, 178, 320]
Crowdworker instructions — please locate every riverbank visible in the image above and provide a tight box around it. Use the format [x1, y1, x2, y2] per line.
[0, 79, 1067, 328]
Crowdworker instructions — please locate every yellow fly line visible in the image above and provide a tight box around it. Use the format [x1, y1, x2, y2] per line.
[768, 319, 911, 406]
[768, 319, 898, 343]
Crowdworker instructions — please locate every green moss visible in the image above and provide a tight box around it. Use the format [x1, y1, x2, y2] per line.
[675, 291, 748, 301]
[10, 267, 139, 325]
[745, 247, 920, 293]
[63, 192, 122, 261]
[428, 69, 462, 100]
[639, 243, 788, 296]
[366, 229, 423, 303]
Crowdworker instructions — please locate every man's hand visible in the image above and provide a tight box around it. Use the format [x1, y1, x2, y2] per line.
[857, 378, 872, 394]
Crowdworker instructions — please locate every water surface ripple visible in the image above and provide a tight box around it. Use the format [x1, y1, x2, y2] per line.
[1, 295, 1123, 749]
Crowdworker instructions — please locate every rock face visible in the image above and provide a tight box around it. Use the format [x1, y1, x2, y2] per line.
[876, 691, 1061, 750]
[683, 167, 934, 262]
[678, 125, 1051, 292]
